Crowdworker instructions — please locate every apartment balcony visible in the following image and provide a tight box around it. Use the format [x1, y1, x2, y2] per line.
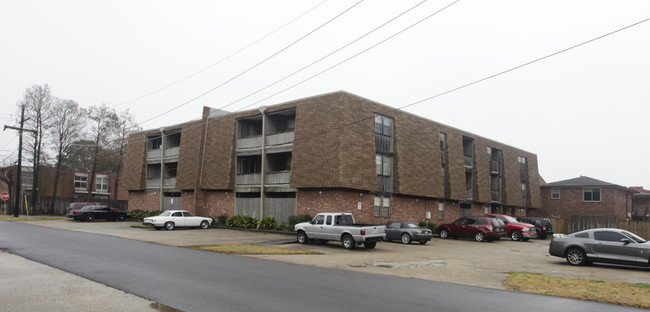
[235, 172, 291, 186]
[466, 189, 473, 200]
[146, 146, 180, 160]
[146, 178, 177, 188]
[236, 132, 294, 151]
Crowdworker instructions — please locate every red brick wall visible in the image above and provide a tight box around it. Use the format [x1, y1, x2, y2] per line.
[127, 191, 160, 212]
[200, 191, 235, 219]
[540, 186, 632, 220]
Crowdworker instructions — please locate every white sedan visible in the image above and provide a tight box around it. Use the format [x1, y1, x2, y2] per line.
[143, 210, 212, 230]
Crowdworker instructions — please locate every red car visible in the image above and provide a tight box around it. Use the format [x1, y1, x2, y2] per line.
[437, 216, 505, 242]
[485, 214, 537, 241]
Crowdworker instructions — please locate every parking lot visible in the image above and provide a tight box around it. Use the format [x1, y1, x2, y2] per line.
[27, 219, 650, 290]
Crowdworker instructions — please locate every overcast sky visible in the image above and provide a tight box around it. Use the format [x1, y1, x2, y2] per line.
[1, 0, 649, 188]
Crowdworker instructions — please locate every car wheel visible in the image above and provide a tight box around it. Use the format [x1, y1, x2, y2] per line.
[342, 234, 355, 250]
[566, 247, 587, 266]
[439, 229, 450, 239]
[419, 240, 428, 245]
[164, 222, 175, 231]
[510, 230, 522, 241]
[200, 220, 209, 229]
[297, 231, 308, 244]
[86, 215, 94, 222]
[401, 233, 412, 244]
[474, 231, 485, 242]
[118, 215, 125, 221]
[364, 241, 377, 249]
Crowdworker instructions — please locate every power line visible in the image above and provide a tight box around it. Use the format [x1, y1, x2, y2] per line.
[138, 0, 364, 126]
[113, 0, 330, 109]
[235, 0, 460, 111]
[124, 16, 649, 150]
[221, 0, 430, 111]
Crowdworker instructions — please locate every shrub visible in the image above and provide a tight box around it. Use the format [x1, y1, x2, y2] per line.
[226, 215, 258, 229]
[129, 210, 163, 220]
[419, 221, 437, 233]
[215, 214, 229, 226]
[259, 216, 276, 230]
[289, 214, 312, 228]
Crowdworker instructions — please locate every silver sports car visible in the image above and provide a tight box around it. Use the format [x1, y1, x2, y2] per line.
[549, 228, 650, 267]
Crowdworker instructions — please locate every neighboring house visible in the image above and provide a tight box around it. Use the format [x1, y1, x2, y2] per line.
[539, 176, 636, 221]
[0, 165, 126, 215]
[630, 186, 650, 220]
[121, 91, 542, 224]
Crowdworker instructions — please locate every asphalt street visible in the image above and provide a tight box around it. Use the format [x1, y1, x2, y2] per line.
[0, 221, 644, 312]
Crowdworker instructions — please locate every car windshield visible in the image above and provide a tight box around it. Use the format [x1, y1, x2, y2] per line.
[622, 231, 647, 243]
[503, 215, 517, 223]
[159, 211, 173, 217]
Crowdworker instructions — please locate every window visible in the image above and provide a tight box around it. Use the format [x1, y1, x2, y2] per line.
[22, 170, 33, 186]
[374, 195, 390, 217]
[326, 215, 332, 225]
[74, 174, 88, 189]
[521, 182, 526, 207]
[594, 231, 626, 242]
[584, 188, 601, 202]
[312, 215, 325, 225]
[438, 201, 444, 219]
[374, 114, 393, 136]
[96, 175, 109, 192]
[376, 155, 392, 176]
[551, 188, 560, 199]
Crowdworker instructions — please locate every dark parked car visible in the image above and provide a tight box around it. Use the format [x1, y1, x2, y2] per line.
[549, 228, 650, 267]
[518, 217, 553, 239]
[385, 221, 432, 244]
[65, 202, 100, 218]
[72, 205, 127, 222]
[437, 216, 505, 242]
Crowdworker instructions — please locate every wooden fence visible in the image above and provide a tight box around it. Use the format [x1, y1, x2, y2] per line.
[550, 217, 650, 240]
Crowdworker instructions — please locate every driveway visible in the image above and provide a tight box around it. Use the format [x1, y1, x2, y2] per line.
[28, 219, 650, 290]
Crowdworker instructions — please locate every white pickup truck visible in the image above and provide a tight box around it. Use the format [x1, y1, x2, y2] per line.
[294, 213, 386, 249]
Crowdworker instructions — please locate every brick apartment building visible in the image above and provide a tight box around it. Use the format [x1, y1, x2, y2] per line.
[121, 91, 542, 225]
[630, 186, 650, 220]
[0, 165, 127, 215]
[539, 176, 637, 221]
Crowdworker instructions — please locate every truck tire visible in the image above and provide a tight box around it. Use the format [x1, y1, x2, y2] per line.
[297, 231, 309, 244]
[342, 234, 355, 250]
[510, 230, 522, 241]
[364, 241, 377, 249]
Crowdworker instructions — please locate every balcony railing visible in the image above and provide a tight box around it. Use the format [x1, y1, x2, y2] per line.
[490, 161, 500, 174]
[146, 178, 177, 188]
[235, 172, 291, 186]
[146, 147, 180, 160]
[491, 190, 500, 202]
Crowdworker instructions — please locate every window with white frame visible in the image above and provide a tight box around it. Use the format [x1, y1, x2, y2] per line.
[438, 201, 444, 219]
[375, 155, 392, 177]
[74, 174, 88, 189]
[551, 188, 560, 199]
[374, 195, 391, 217]
[96, 175, 109, 192]
[584, 188, 601, 202]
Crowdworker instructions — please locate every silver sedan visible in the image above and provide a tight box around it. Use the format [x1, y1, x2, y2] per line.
[549, 228, 650, 267]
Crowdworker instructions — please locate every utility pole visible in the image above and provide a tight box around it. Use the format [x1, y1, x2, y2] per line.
[4, 104, 37, 217]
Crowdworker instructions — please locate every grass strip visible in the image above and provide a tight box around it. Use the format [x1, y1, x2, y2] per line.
[505, 272, 650, 309]
[192, 243, 322, 255]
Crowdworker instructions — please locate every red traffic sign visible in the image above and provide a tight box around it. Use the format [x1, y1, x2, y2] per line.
[1, 192, 9, 200]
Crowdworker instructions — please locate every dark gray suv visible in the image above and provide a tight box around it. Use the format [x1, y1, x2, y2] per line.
[517, 217, 553, 239]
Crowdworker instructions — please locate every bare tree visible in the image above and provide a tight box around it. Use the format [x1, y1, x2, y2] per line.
[21, 84, 54, 213]
[112, 109, 141, 204]
[48, 98, 86, 214]
[86, 104, 119, 201]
